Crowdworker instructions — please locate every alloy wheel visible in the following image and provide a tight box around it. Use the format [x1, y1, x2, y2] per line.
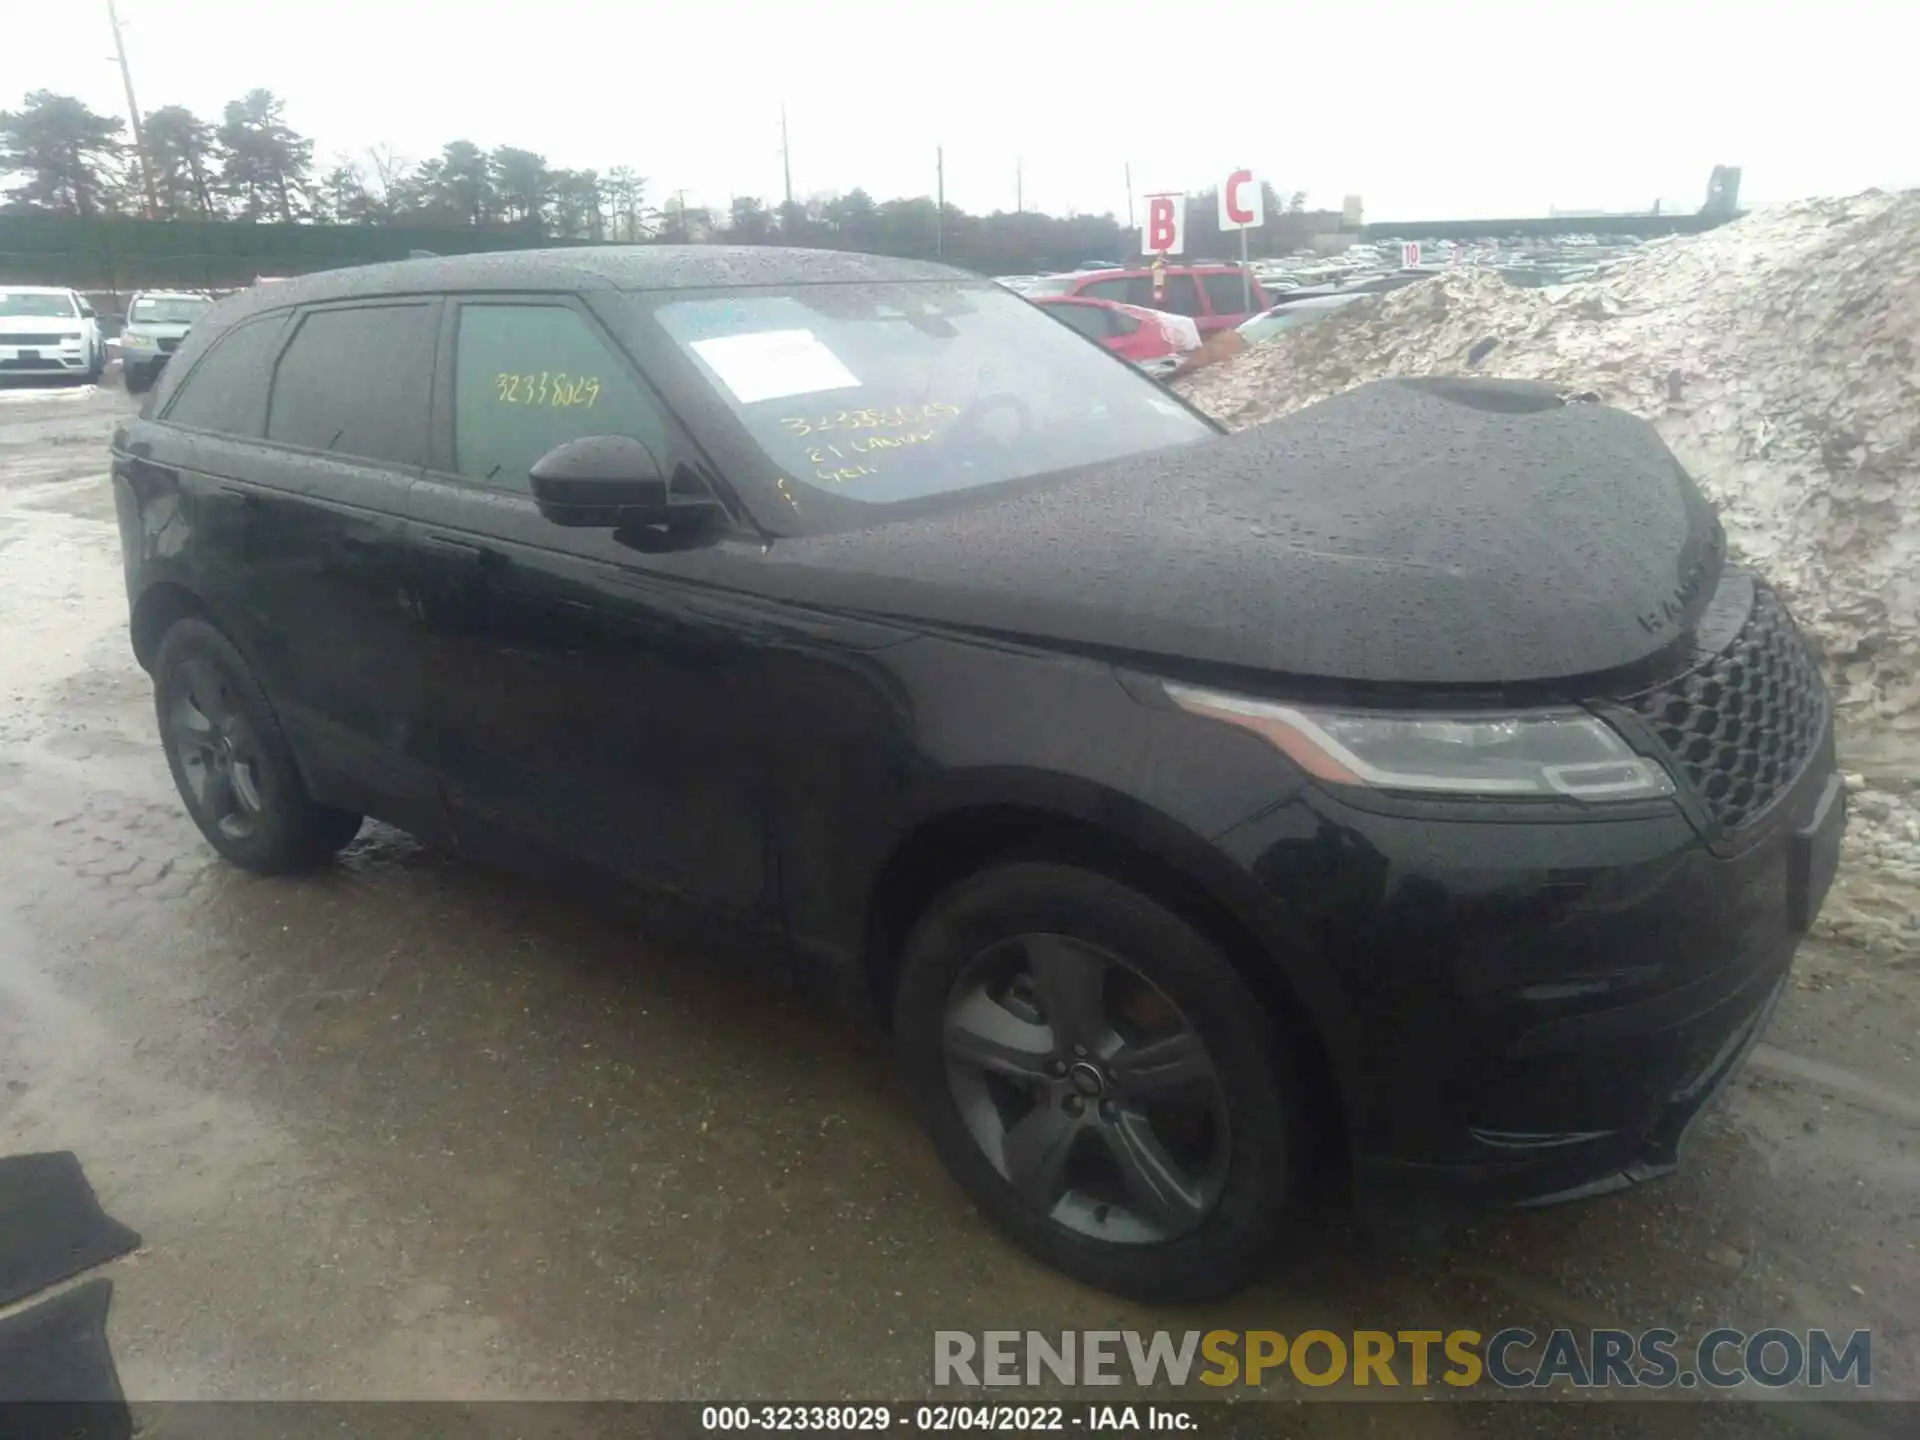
[169, 657, 266, 842]
[942, 933, 1231, 1244]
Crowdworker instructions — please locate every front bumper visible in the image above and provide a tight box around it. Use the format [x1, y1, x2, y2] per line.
[1215, 723, 1846, 1212]
[0, 343, 89, 374]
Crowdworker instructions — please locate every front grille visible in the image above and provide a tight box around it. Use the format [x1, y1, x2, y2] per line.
[3, 333, 68, 346]
[158, 337, 180, 354]
[1617, 584, 1827, 831]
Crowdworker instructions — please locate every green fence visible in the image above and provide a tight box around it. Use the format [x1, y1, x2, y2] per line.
[0, 214, 595, 294]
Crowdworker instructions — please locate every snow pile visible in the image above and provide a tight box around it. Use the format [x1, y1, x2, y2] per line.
[1178, 192, 1920, 942]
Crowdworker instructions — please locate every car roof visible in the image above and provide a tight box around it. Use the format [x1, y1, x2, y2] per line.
[0, 284, 77, 295]
[203, 246, 971, 326]
[131, 289, 211, 301]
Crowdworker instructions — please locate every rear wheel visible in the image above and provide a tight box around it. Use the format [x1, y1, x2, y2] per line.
[894, 861, 1302, 1302]
[154, 618, 363, 873]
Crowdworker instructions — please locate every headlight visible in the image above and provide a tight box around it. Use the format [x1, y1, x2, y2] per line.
[1164, 684, 1675, 802]
[120, 332, 154, 349]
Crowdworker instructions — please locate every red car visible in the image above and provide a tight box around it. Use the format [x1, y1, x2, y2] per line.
[1029, 295, 1201, 377]
[1027, 264, 1272, 335]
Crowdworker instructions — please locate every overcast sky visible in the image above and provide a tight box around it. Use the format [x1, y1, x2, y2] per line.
[10, 0, 1916, 222]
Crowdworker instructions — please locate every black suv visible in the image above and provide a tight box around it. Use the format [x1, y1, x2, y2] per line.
[111, 247, 1846, 1302]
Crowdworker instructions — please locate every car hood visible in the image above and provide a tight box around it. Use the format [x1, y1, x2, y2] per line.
[0, 315, 85, 336]
[754, 377, 1725, 688]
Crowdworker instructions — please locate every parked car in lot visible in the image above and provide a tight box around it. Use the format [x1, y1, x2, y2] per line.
[0, 285, 105, 382]
[1235, 291, 1369, 343]
[118, 290, 216, 392]
[1030, 294, 1200, 377]
[111, 247, 1845, 1303]
[1025, 265, 1272, 335]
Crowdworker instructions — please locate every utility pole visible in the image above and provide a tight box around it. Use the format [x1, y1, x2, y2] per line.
[106, 0, 157, 219]
[780, 104, 794, 210]
[673, 188, 687, 242]
[935, 146, 945, 258]
[1125, 163, 1134, 231]
[1015, 160, 1023, 214]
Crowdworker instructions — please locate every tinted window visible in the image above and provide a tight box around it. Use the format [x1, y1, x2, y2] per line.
[1076, 277, 1134, 304]
[266, 304, 434, 466]
[1158, 275, 1205, 317]
[644, 282, 1210, 509]
[1109, 310, 1142, 336]
[452, 303, 671, 488]
[162, 314, 290, 438]
[1042, 302, 1109, 341]
[1202, 272, 1258, 315]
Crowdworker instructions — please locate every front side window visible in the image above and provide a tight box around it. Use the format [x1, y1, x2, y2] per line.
[267, 304, 434, 466]
[451, 303, 671, 488]
[640, 281, 1210, 512]
[1041, 302, 1109, 341]
[0, 291, 78, 318]
[162, 314, 291, 438]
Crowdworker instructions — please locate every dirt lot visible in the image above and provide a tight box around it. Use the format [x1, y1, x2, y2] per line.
[0, 378, 1915, 1431]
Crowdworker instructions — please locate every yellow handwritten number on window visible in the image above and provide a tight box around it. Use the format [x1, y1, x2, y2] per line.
[492, 373, 601, 408]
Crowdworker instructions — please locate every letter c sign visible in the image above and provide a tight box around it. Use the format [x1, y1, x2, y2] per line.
[1219, 169, 1263, 230]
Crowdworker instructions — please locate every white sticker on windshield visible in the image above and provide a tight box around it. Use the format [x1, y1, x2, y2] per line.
[690, 328, 861, 406]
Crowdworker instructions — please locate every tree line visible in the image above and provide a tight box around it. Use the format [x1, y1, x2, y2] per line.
[1, 89, 1328, 269]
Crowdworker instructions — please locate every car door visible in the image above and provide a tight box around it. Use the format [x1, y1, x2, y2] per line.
[407, 293, 780, 952]
[145, 298, 443, 835]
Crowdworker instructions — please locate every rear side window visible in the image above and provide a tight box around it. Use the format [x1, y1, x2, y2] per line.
[451, 303, 670, 488]
[1076, 277, 1135, 305]
[1043, 303, 1109, 341]
[1202, 273, 1257, 315]
[266, 304, 434, 466]
[161, 313, 290, 438]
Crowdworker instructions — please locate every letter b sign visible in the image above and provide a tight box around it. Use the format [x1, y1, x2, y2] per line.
[1142, 194, 1186, 256]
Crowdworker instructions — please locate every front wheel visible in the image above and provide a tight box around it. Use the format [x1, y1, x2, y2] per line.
[153, 617, 363, 873]
[894, 861, 1303, 1302]
[122, 362, 151, 393]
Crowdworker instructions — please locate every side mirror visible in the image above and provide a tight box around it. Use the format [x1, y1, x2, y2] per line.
[529, 435, 668, 527]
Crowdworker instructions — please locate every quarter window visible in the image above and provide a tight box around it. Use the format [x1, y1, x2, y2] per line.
[452, 303, 670, 488]
[266, 304, 435, 466]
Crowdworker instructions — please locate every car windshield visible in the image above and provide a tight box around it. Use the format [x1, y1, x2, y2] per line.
[130, 296, 212, 324]
[646, 281, 1212, 510]
[0, 292, 77, 319]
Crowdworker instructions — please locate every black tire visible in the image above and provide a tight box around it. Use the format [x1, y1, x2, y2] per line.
[153, 617, 363, 873]
[122, 362, 150, 393]
[85, 345, 104, 384]
[894, 861, 1303, 1303]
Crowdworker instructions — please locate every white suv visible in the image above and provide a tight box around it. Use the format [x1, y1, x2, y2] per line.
[0, 285, 105, 382]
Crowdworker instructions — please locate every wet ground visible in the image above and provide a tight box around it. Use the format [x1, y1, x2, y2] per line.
[0, 377, 1915, 1431]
